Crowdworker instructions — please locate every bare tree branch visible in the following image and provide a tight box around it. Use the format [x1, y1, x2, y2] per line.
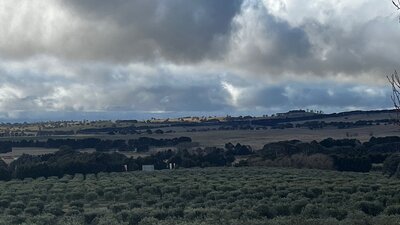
[393, 0, 400, 10]
[387, 71, 400, 124]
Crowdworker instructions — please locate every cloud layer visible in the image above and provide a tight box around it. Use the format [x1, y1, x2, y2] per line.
[0, 0, 397, 121]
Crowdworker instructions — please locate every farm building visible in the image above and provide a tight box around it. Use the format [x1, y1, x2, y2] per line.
[142, 165, 155, 172]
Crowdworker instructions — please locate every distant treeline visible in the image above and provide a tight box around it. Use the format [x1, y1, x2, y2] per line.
[0, 144, 251, 180]
[0, 137, 192, 153]
[247, 136, 400, 173]
[294, 119, 396, 130]
[76, 125, 169, 135]
[187, 119, 395, 133]
[252, 109, 396, 126]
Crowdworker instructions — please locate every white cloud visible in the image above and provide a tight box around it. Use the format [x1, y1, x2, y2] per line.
[222, 81, 243, 107]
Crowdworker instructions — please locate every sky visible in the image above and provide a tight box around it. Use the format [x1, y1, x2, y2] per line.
[0, 0, 398, 121]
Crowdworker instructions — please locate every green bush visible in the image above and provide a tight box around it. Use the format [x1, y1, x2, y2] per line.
[0, 199, 10, 208]
[6, 208, 23, 216]
[302, 204, 325, 219]
[83, 210, 102, 224]
[66, 192, 84, 201]
[93, 215, 125, 225]
[56, 216, 84, 225]
[357, 201, 384, 216]
[274, 204, 291, 216]
[383, 154, 400, 177]
[291, 199, 308, 215]
[326, 208, 347, 220]
[122, 191, 136, 201]
[69, 200, 84, 208]
[254, 204, 275, 218]
[25, 206, 40, 216]
[9, 201, 25, 210]
[85, 192, 98, 202]
[44, 203, 64, 216]
[110, 203, 129, 213]
[129, 200, 142, 209]
[104, 191, 115, 201]
[385, 205, 400, 215]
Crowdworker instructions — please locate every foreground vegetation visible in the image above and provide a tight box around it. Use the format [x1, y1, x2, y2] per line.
[0, 167, 399, 225]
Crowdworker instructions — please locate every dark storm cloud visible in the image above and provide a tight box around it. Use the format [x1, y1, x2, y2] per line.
[228, 2, 312, 75]
[1, 0, 243, 63]
[1, 0, 397, 77]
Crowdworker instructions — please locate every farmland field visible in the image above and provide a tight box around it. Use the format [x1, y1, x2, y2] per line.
[1, 110, 399, 151]
[0, 167, 400, 225]
[1, 123, 399, 151]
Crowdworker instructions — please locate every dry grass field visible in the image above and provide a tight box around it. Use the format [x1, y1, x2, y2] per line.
[156, 124, 400, 149]
[4, 123, 399, 151]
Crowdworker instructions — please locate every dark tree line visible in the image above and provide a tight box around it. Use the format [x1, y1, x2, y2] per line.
[295, 120, 395, 130]
[255, 136, 400, 173]
[3, 136, 400, 180]
[0, 145, 236, 180]
[224, 143, 253, 155]
[0, 137, 192, 153]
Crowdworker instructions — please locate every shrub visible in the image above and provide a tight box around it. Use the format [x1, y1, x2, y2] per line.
[326, 208, 348, 220]
[129, 200, 142, 209]
[93, 215, 125, 225]
[28, 200, 45, 212]
[123, 192, 136, 201]
[357, 201, 383, 216]
[0, 199, 10, 208]
[25, 206, 40, 215]
[385, 205, 400, 215]
[66, 192, 84, 201]
[70, 200, 84, 208]
[25, 213, 57, 225]
[104, 191, 115, 201]
[110, 203, 129, 213]
[9, 201, 25, 210]
[138, 217, 159, 225]
[302, 204, 325, 219]
[274, 204, 291, 216]
[84, 211, 102, 224]
[65, 208, 82, 216]
[291, 199, 308, 215]
[6, 208, 23, 216]
[44, 203, 64, 216]
[85, 192, 98, 202]
[254, 204, 275, 218]
[383, 154, 400, 177]
[57, 216, 84, 225]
